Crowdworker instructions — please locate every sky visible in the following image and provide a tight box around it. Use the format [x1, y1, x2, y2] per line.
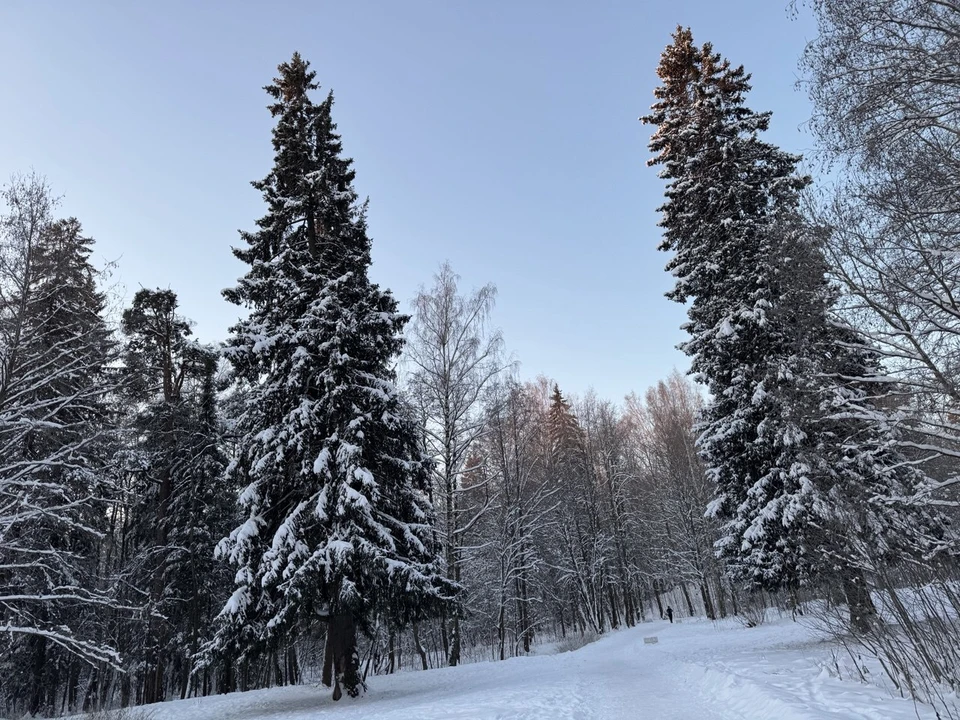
[0, 1, 819, 402]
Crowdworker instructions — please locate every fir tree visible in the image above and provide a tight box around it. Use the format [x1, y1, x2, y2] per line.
[641, 29, 942, 621]
[213, 53, 449, 700]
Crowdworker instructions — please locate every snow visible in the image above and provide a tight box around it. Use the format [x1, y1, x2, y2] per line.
[94, 616, 940, 720]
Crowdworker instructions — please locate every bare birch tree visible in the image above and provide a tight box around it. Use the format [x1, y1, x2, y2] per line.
[803, 0, 960, 503]
[627, 373, 725, 620]
[405, 262, 508, 665]
[0, 175, 121, 716]
[482, 380, 558, 658]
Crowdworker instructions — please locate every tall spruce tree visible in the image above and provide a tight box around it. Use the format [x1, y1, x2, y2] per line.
[213, 53, 449, 699]
[641, 29, 941, 622]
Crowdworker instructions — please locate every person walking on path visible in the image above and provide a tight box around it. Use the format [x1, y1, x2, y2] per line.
[666, 606, 673, 623]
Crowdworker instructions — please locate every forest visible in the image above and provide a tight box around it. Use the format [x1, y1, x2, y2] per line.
[3, 1, 960, 718]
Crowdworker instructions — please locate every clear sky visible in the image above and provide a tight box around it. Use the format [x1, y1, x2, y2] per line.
[0, 1, 818, 402]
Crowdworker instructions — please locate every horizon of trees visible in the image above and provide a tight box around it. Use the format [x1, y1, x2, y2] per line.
[0, 163, 721, 716]
[0, 51, 725, 717]
[5, 3, 960, 715]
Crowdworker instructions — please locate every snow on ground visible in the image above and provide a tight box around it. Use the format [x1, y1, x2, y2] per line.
[107, 618, 940, 720]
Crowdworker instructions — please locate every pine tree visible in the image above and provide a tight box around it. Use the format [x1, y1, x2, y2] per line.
[641, 29, 942, 618]
[166, 349, 233, 699]
[213, 53, 449, 700]
[0, 177, 119, 717]
[118, 289, 231, 703]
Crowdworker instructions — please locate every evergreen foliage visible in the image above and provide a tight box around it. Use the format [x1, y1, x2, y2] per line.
[212, 53, 450, 700]
[5, 23, 960, 717]
[641, 29, 942, 604]
[117, 289, 232, 703]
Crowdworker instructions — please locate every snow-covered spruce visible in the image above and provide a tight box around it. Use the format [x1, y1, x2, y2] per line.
[207, 53, 451, 700]
[641, 29, 945, 622]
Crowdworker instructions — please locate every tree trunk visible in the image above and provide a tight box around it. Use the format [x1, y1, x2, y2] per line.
[439, 606, 450, 662]
[517, 541, 532, 653]
[83, 666, 100, 712]
[607, 585, 621, 629]
[729, 582, 740, 617]
[653, 580, 665, 618]
[413, 622, 429, 670]
[497, 588, 507, 661]
[66, 660, 80, 714]
[448, 608, 461, 667]
[387, 632, 396, 675]
[714, 573, 728, 619]
[623, 583, 637, 627]
[789, 586, 803, 620]
[699, 581, 716, 620]
[323, 614, 360, 700]
[28, 633, 47, 717]
[287, 646, 300, 685]
[841, 571, 877, 634]
[680, 583, 696, 617]
[120, 672, 132, 707]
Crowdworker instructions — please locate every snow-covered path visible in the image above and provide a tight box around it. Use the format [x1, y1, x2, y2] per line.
[128, 618, 939, 720]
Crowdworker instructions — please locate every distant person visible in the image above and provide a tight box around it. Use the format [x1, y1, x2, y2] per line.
[666, 606, 674, 624]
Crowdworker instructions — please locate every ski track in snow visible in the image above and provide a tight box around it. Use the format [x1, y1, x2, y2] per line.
[86, 618, 939, 720]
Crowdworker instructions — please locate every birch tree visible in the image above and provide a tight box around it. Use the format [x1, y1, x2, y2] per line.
[577, 393, 645, 627]
[628, 374, 723, 619]
[405, 262, 505, 666]
[473, 381, 557, 658]
[0, 175, 119, 717]
[802, 0, 960, 505]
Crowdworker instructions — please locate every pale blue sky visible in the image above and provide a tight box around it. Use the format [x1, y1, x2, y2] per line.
[0, 1, 817, 401]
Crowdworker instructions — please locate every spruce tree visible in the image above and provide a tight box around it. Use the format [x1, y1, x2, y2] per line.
[641, 29, 941, 619]
[213, 53, 448, 699]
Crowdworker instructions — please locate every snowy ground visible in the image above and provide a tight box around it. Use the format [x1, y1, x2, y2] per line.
[98, 617, 941, 719]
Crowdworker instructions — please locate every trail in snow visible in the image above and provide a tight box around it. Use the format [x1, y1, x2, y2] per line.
[110, 617, 940, 720]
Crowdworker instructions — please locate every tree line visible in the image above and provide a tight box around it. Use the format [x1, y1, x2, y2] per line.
[0, 51, 729, 717]
[641, 5, 960, 713]
[5, 0, 960, 715]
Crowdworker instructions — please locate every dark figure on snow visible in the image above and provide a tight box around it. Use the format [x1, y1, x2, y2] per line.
[666, 606, 673, 623]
